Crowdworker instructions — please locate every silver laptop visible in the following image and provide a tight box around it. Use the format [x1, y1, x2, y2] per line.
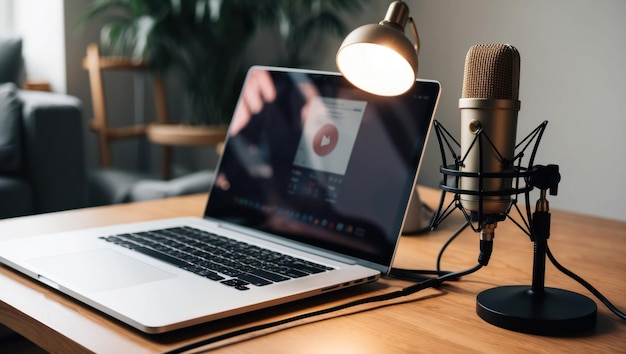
[0, 66, 440, 334]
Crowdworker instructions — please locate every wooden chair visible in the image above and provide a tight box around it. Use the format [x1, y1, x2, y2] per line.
[82, 43, 172, 179]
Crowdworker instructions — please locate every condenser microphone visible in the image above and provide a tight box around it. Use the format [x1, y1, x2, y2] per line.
[459, 44, 521, 217]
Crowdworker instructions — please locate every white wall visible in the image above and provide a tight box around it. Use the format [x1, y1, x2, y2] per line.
[0, 1, 15, 32]
[399, 0, 626, 222]
[13, 0, 66, 92]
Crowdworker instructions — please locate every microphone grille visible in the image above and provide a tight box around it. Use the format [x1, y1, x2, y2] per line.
[462, 44, 520, 100]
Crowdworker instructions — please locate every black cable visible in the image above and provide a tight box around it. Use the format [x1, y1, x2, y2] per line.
[162, 263, 483, 354]
[437, 221, 470, 272]
[547, 245, 626, 320]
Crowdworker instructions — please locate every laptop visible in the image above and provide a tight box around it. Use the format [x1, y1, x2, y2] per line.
[0, 66, 440, 334]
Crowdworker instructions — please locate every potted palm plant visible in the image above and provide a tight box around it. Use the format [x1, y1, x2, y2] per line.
[81, 0, 366, 129]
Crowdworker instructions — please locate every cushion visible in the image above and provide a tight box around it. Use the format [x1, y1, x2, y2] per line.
[128, 169, 215, 202]
[87, 168, 150, 206]
[0, 36, 22, 85]
[88, 168, 215, 206]
[0, 83, 22, 172]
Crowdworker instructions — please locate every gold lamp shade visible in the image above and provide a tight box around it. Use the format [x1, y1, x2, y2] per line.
[336, 1, 419, 96]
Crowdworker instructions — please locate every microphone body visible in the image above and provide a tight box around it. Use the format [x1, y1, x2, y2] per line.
[459, 44, 521, 216]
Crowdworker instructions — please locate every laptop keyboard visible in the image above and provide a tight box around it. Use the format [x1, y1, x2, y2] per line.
[100, 226, 334, 291]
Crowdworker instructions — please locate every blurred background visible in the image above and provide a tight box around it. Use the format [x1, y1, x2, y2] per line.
[1, 0, 625, 222]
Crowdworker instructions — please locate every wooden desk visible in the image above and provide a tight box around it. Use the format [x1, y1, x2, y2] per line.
[1, 187, 624, 353]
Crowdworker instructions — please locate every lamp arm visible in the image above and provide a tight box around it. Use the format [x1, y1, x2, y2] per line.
[408, 17, 420, 55]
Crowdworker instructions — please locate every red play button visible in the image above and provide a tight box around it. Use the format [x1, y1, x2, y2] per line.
[312, 124, 339, 156]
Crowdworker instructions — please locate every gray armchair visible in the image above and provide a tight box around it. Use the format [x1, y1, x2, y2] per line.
[0, 36, 86, 219]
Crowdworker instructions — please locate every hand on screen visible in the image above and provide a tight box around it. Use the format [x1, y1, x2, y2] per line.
[230, 70, 277, 136]
[297, 81, 319, 125]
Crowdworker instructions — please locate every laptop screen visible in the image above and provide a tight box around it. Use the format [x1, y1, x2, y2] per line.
[204, 66, 440, 268]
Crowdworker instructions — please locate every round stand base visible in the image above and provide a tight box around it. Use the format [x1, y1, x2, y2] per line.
[476, 285, 597, 336]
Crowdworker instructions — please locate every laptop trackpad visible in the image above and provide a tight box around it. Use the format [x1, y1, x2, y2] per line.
[28, 249, 175, 293]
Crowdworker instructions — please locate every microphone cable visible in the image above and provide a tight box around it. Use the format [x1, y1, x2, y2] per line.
[547, 245, 626, 321]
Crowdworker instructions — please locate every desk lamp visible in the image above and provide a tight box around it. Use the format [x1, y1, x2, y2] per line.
[336, 1, 419, 96]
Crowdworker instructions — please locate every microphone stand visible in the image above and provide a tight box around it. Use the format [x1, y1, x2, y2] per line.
[475, 165, 597, 335]
[430, 121, 597, 335]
